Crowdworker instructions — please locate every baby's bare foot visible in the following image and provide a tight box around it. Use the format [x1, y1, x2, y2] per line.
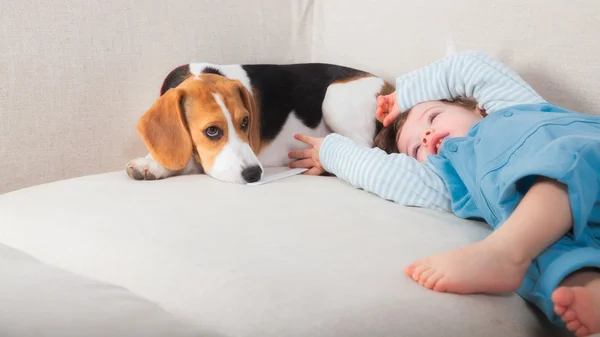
[404, 238, 530, 294]
[552, 278, 600, 337]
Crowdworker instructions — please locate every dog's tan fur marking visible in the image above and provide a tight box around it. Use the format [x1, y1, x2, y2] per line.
[136, 88, 193, 171]
[136, 74, 261, 173]
[378, 81, 396, 97]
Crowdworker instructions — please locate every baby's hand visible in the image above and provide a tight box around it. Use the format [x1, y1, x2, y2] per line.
[376, 91, 401, 127]
[288, 134, 326, 176]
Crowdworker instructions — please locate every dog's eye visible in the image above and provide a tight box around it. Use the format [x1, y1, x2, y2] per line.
[241, 117, 249, 131]
[205, 126, 223, 140]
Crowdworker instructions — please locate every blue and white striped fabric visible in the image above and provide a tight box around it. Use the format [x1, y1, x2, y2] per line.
[320, 134, 452, 211]
[319, 51, 547, 212]
[396, 50, 546, 114]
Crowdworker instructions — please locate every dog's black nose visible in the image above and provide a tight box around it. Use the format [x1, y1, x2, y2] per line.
[242, 165, 262, 183]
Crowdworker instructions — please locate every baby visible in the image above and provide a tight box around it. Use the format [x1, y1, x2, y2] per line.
[288, 51, 600, 336]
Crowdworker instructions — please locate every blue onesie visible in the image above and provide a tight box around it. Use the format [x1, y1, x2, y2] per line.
[427, 103, 600, 325]
[318, 51, 600, 326]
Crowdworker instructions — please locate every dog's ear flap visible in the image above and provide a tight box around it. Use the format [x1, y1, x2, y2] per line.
[237, 83, 261, 153]
[136, 88, 193, 171]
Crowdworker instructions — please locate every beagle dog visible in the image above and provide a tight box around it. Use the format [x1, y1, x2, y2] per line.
[126, 62, 394, 184]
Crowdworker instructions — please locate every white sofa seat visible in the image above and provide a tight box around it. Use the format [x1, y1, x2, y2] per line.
[0, 170, 570, 336]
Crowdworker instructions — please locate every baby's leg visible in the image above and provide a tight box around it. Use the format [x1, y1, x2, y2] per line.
[553, 268, 600, 336]
[406, 176, 572, 294]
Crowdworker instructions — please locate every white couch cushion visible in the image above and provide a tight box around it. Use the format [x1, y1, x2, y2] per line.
[0, 170, 570, 336]
[0, 242, 205, 337]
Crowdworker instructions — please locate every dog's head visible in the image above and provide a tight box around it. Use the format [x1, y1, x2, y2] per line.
[136, 74, 263, 183]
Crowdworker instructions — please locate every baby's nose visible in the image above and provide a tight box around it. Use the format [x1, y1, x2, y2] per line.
[421, 129, 434, 145]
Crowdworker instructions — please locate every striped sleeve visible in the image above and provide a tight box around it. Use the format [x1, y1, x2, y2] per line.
[396, 51, 547, 115]
[319, 133, 452, 212]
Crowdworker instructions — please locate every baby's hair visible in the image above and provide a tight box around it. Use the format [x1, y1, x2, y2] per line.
[373, 98, 485, 154]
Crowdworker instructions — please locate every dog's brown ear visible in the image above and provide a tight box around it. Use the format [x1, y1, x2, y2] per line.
[136, 88, 193, 171]
[237, 83, 261, 153]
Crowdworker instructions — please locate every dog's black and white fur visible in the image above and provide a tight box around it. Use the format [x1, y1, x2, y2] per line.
[126, 62, 394, 184]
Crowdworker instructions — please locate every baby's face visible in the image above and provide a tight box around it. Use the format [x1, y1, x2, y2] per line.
[396, 101, 483, 162]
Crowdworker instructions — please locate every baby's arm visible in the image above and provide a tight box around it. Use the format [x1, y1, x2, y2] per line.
[319, 133, 452, 211]
[396, 51, 547, 115]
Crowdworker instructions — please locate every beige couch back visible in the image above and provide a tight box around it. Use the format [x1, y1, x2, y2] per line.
[312, 0, 600, 115]
[1, 0, 599, 193]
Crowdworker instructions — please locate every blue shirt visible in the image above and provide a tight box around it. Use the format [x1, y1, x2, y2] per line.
[428, 103, 600, 236]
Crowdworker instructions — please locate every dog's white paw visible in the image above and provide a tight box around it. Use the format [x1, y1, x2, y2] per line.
[126, 157, 169, 180]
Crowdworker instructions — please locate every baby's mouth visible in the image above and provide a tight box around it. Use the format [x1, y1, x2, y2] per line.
[431, 132, 450, 155]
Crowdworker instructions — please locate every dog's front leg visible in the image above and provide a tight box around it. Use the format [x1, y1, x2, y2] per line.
[125, 153, 201, 180]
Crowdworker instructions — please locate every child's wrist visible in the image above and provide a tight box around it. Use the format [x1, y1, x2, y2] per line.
[319, 133, 344, 171]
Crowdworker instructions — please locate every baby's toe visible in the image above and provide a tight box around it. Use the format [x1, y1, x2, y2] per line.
[562, 309, 577, 322]
[566, 319, 581, 331]
[418, 269, 436, 285]
[552, 287, 575, 307]
[433, 277, 448, 292]
[553, 304, 566, 316]
[424, 272, 443, 290]
[574, 326, 589, 337]
[411, 264, 430, 281]
[404, 263, 417, 275]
